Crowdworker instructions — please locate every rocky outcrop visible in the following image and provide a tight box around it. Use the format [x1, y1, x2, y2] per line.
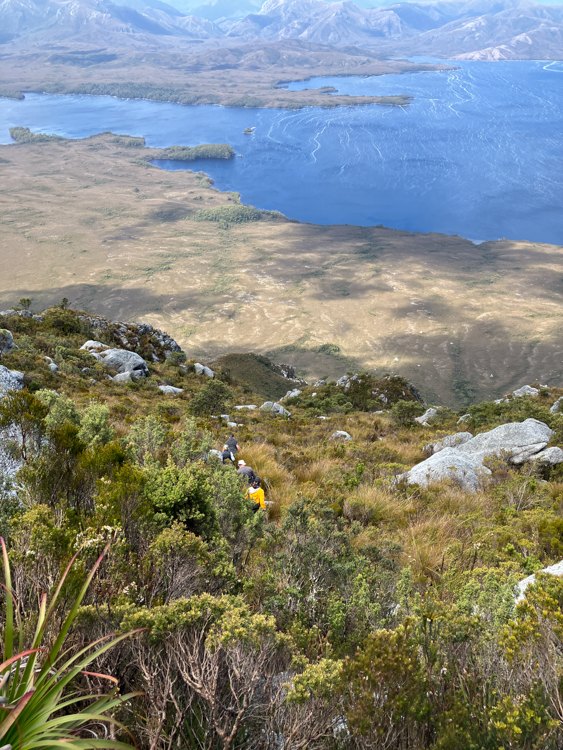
[0, 365, 24, 399]
[406, 448, 491, 493]
[456, 419, 552, 465]
[159, 385, 184, 395]
[260, 401, 291, 417]
[77, 314, 182, 363]
[405, 419, 562, 492]
[280, 388, 302, 401]
[513, 385, 540, 398]
[551, 397, 563, 415]
[0, 330, 16, 356]
[425, 432, 473, 455]
[81, 341, 149, 380]
[0, 365, 24, 480]
[194, 363, 215, 378]
[271, 362, 307, 386]
[415, 408, 437, 426]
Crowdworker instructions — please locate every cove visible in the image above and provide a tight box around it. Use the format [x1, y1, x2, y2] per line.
[0, 60, 562, 244]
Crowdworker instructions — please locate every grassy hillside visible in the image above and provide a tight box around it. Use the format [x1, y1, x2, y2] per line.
[3, 306, 563, 748]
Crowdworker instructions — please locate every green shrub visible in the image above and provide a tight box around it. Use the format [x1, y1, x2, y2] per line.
[144, 462, 219, 540]
[189, 379, 234, 417]
[43, 307, 81, 334]
[194, 205, 280, 226]
[391, 399, 425, 427]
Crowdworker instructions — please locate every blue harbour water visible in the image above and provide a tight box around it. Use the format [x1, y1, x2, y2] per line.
[0, 60, 562, 243]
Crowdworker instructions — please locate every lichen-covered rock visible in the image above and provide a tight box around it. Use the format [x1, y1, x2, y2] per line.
[0, 365, 25, 479]
[45, 356, 58, 373]
[85, 346, 149, 377]
[405, 448, 491, 493]
[457, 418, 552, 464]
[551, 397, 563, 414]
[532, 446, 563, 466]
[0, 329, 15, 356]
[425, 432, 473, 455]
[281, 388, 302, 401]
[513, 385, 539, 398]
[415, 407, 437, 425]
[81, 340, 109, 353]
[159, 385, 184, 395]
[194, 363, 215, 378]
[260, 401, 291, 417]
[0, 365, 24, 399]
[330, 431, 353, 441]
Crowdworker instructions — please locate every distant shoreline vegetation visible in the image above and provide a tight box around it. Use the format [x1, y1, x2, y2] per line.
[157, 144, 235, 161]
[23, 81, 413, 110]
[8, 127, 234, 163]
[0, 88, 24, 100]
[35, 82, 214, 107]
[9, 126, 66, 143]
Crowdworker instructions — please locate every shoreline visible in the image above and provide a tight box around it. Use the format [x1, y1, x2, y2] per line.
[0, 123, 543, 245]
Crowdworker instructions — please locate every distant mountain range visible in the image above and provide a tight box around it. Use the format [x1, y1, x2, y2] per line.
[2, 0, 563, 58]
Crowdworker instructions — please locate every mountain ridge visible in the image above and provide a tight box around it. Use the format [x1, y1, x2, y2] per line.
[1, 0, 563, 58]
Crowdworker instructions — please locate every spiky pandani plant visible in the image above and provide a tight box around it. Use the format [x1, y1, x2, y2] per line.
[0, 538, 140, 750]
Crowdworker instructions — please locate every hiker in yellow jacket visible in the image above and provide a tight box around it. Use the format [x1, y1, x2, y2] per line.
[246, 477, 265, 513]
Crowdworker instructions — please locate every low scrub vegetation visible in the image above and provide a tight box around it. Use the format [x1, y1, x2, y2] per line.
[9, 126, 66, 144]
[2, 306, 563, 748]
[64, 82, 204, 105]
[0, 88, 24, 100]
[194, 204, 282, 227]
[159, 143, 235, 161]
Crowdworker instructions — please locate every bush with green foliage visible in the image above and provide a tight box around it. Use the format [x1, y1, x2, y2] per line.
[189, 379, 234, 416]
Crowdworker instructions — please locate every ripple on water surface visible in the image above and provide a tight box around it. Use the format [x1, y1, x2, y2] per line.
[0, 60, 562, 244]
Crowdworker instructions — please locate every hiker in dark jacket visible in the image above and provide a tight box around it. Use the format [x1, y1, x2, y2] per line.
[224, 434, 240, 455]
[237, 460, 256, 483]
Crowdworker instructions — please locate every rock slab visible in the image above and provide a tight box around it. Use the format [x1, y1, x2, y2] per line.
[260, 401, 291, 417]
[406, 448, 491, 493]
[0, 330, 15, 355]
[406, 418, 559, 493]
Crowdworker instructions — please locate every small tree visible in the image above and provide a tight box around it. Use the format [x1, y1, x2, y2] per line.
[19, 297, 31, 310]
[391, 399, 425, 427]
[189, 380, 234, 417]
[0, 390, 48, 461]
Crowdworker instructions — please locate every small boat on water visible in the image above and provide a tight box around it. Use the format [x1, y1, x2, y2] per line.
[243, 126, 256, 134]
[238, 153, 243, 157]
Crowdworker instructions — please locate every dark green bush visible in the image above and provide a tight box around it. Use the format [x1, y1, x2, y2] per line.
[189, 379, 234, 417]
